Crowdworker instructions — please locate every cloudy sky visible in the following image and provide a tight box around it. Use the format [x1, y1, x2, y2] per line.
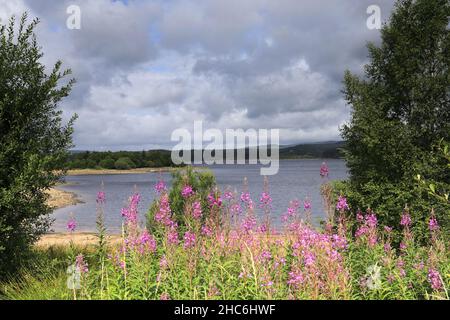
[0, 0, 395, 150]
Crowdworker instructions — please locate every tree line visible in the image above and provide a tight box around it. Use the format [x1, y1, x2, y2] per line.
[66, 150, 176, 169]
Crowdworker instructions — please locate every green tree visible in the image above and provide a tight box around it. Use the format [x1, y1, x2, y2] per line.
[0, 14, 76, 276]
[340, 0, 450, 241]
[114, 157, 136, 170]
[99, 157, 115, 169]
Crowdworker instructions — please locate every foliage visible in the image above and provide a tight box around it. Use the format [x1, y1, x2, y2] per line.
[147, 167, 216, 234]
[1, 176, 448, 300]
[114, 157, 136, 170]
[66, 150, 177, 169]
[0, 14, 76, 277]
[340, 0, 450, 238]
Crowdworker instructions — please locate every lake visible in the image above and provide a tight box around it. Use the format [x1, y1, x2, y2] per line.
[51, 159, 348, 233]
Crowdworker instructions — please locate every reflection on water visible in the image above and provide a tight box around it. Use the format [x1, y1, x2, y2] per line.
[52, 159, 348, 233]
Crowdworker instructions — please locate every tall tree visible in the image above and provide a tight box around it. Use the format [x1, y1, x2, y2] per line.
[341, 0, 450, 238]
[0, 14, 77, 275]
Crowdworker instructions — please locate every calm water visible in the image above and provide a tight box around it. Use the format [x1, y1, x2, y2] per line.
[51, 159, 348, 232]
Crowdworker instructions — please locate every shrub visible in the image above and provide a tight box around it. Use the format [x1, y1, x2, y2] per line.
[99, 158, 115, 169]
[146, 167, 216, 234]
[114, 157, 136, 170]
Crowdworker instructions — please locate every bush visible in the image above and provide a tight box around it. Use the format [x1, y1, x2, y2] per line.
[99, 158, 115, 169]
[147, 167, 216, 234]
[114, 157, 136, 170]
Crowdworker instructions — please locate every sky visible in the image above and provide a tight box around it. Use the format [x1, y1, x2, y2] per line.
[0, 0, 396, 150]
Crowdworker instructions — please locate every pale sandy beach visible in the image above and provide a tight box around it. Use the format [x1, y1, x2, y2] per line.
[37, 232, 121, 247]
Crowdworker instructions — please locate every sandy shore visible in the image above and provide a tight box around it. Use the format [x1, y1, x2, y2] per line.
[66, 167, 177, 176]
[46, 187, 82, 209]
[37, 232, 122, 247]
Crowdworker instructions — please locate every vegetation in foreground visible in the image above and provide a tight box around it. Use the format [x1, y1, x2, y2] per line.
[1, 167, 448, 300]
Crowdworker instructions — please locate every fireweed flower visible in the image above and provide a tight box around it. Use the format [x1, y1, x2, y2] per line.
[400, 241, 407, 251]
[159, 255, 168, 269]
[303, 200, 311, 211]
[366, 213, 377, 228]
[428, 268, 443, 290]
[155, 194, 172, 226]
[154, 179, 167, 194]
[183, 231, 196, 249]
[224, 191, 234, 200]
[336, 196, 349, 211]
[191, 201, 202, 219]
[240, 192, 254, 210]
[167, 228, 179, 245]
[96, 191, 106, 204]
[67, 217, 76, 232]
[356, 211, 364, 222]
[287, 271, 304, 285]
[230, 203, 242, 216]
[75, 254, 88, 274]
[139, 230, 157, 253]
[303, 251, 316, 266]
[320, 162, 329, 178]
[259, 192, 272, 209]
[397, 259, 406, 277]
[121, 193, 140, 225]
[201, 225, 213, 237]
[400, 213, 411, 227]
[181, 185, 194, 198]
[429, 216, 439, 232]
[207, 192, 222, 208]
[241, 215, 257, 232]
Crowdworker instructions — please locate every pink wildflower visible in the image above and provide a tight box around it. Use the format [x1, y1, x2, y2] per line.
[96, 191, 106, 204]
[428, 268, 443, 291]
[259, 192, 272, 208]
[429, 216, 439, 232]
[287, 271, 304, 285]
[139, 230, 157, 253]
[75, 254, 88, 274]
[181, 185, 194, 198]
[183, 231, 196, 249]
[167, 229, 179, 245]
[303, 200, 311, 211]
[191, 201, 202, 219]
[67, 217, 76, 232]
[207, 192, 222, 208]
[336, 196, 349, 211]
[400, 213, 411, 227]
[320, 162, 329, 177]
[201, 225, 213, 237]
[154, 179, 167, 194]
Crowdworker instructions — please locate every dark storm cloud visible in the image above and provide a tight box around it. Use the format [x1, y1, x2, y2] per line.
[0, 0, 396, 149]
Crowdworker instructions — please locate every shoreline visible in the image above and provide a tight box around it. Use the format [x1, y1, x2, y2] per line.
[37, 232, 121, 247]
[66, 167, 178, 176]
[46, 187, 83, 210]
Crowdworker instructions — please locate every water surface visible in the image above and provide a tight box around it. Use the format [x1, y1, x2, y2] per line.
[52, 159, 348, 232]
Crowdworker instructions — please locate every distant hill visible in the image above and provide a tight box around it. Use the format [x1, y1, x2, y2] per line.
[66, 141, 345, 169]
[279, 141, 345, 159]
